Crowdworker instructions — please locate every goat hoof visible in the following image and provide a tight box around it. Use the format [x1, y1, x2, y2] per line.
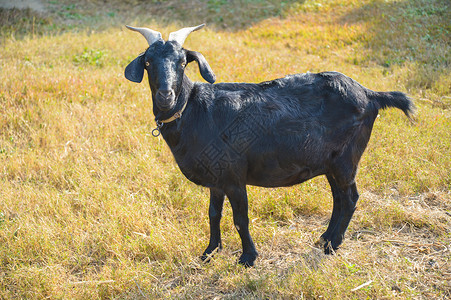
[201, 246, 221, 262]
[315, 236, 327, 248]
[238, 252, 258, 267]
[200, 253, 211, 263]
[323, 243, 337, 255]
[320, 237, 340, 255]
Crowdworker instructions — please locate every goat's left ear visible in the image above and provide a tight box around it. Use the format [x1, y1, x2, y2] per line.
[125, 54, 145, 83]
[186, 50, 216, 84]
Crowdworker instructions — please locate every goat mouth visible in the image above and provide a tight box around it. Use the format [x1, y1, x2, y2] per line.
[156, 101, 175, 112]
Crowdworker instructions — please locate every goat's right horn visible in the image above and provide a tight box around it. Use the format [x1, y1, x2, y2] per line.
[125, 25, 162, 46]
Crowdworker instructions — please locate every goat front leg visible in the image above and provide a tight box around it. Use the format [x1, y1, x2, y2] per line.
[225, 185, 258, 267]
[201, 188, 225, 262]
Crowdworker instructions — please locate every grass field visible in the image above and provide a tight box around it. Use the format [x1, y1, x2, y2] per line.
[0, 0, 450, 298]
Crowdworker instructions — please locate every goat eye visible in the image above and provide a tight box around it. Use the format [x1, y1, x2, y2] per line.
[145, 61, 150, 67]
[181, 62, 186, 68]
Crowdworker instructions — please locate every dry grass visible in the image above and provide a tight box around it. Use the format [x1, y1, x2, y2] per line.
[0, 0, 450, 299]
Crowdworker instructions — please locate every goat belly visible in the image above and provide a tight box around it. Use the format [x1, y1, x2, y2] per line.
[246, 152, 324, 187]
[247, 168, 312, 187]
[247, 167, 316, 187]
[175, 149, 245, 188]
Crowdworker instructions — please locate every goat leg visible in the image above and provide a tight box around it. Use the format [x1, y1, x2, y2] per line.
[321, 174, 343, 245]
[201, 188, 226, 262]
[226, 185, 258, 267]
[322, 176, 359, 254]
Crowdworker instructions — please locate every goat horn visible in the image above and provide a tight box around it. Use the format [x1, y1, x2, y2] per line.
[125, 25, 162, 46]
[168, 24, 205, 46]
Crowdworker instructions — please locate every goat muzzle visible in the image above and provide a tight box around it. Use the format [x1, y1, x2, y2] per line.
[156, 89, 176, 111]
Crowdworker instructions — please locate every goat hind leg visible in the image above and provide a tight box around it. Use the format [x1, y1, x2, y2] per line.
[201, 188, 225, 262]
[322, 176, 359, 254]
[319, 174, 343, 251]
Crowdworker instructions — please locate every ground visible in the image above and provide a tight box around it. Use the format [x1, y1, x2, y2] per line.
[0, 0, 450, 299]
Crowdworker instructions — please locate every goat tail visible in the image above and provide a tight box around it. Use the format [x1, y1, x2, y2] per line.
[368, 90, 416, 120]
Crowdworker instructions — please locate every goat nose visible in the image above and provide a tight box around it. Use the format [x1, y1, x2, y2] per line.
[157, 89, 173, 99]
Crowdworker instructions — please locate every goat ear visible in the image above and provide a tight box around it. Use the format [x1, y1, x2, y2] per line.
[125, 54, 145, 83]
[186, 50, 216, 84]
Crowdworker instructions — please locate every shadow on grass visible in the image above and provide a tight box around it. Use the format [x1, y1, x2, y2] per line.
[0, 7, 53, 38]
[339, 0, 450, 94]
[0, 0, 305, 39]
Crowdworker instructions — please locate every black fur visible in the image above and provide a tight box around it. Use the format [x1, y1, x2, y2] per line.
[125, 40, 414, 267]
[124, 54, 145, 83]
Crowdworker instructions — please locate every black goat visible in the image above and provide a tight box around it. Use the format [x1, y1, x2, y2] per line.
[124, 24, 414, 267]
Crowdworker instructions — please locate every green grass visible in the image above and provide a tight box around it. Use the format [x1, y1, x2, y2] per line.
[0, 0, 450, 298]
